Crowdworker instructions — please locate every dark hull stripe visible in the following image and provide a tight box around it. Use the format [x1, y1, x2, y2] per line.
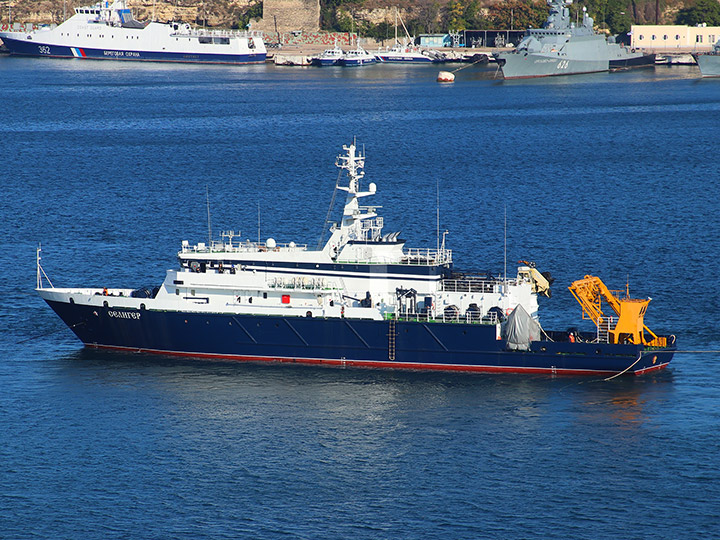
[88, 342, 671, 376]
[181, 258, 451, 277]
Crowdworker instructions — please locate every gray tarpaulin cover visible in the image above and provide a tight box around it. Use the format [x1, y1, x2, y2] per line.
[503, 304, 541, 351]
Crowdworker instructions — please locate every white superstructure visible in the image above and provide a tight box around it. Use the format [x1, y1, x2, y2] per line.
[0, 0, 266, 63]
[38, 142, 546, 327]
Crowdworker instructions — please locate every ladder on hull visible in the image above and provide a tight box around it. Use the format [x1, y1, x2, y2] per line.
[388, 319, 396, 361]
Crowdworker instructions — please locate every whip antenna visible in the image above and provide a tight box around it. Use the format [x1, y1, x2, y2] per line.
[206, 185, 212, 248]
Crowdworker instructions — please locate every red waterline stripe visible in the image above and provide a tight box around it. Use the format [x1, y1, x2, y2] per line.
[86, 343, 668, 377]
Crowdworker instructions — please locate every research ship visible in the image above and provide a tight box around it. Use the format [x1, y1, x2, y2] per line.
[37, 142, 675, 376]
[0, 0, 266, 64]
[495, 0, 654, 79]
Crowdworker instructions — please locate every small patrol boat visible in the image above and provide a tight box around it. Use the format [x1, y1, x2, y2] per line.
[0, 0, 266, 64]
[37, 142, 676, 376]
[311, 41, 345, 66]
[341, 44, 376, 66]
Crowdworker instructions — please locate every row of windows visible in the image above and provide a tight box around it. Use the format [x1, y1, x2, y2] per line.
[638, 34, 716, 42]
[58, 32, 225, 43]
[60, 33, 138, 39]
[639, 34, 681, 40]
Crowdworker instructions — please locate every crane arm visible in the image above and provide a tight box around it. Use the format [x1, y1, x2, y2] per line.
[568, 275, 664, 346]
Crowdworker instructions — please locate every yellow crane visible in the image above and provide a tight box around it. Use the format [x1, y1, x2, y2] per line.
[568, 275, 666, 347]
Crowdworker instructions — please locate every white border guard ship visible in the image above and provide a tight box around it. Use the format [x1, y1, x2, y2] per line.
[0, 0, 266, 64]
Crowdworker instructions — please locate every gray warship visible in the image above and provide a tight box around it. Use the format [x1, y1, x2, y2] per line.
[495, 0, 655, 79]
[694, 39, 720, 77]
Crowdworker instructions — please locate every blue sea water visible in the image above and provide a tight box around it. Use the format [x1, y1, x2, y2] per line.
[1, 58, 719, 539]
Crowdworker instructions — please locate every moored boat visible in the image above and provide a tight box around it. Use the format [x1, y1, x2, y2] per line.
[37, 141, 676, 376]
[311, 42, 345, 66]
[693, 38, 720, 77]
[495, 0, 654, 79]
[341, 44, 376, 66]
[0, 0, 266, 64]
[375, 42, 445, 63]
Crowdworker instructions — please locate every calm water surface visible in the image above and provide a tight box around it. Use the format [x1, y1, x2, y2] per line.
[1, 58, 719, 539]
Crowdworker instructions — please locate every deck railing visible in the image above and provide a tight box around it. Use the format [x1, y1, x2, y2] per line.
[385, 310, 499, 325]
[440, 277, 511, 293]
[181, 240, 308, 254]
[401, 248, 452, 265]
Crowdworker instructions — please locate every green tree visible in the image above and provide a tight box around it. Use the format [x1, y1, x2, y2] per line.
[606, 3, 633, 34]
[410, 0, 443, 34]
[676, 0, 720, 25]
[488, 0, 548, 30]
[238, 1, 263, 30]
[566, 0, 634, 35]
[447, 0, 469, 30]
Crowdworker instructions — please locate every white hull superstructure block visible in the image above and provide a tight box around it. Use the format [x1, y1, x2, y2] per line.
[0, 0, 266, 64]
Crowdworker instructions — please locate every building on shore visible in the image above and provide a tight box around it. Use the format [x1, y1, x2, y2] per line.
[631, 24, 720, 51]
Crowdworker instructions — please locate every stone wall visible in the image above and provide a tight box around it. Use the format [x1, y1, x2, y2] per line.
[1, 0, 252, 27]
[252, 0, 319, 33]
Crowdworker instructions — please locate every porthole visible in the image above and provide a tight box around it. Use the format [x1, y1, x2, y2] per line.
[69, 297, 75, 304]
[103, 301, 108, 307]
[140, 303, 146, 310]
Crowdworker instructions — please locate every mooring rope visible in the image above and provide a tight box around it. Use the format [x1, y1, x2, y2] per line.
[448, 56, 488, 74]
[603, 353, 643, 381]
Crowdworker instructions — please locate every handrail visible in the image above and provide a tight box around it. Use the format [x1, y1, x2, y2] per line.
[440, 278, 510, 293]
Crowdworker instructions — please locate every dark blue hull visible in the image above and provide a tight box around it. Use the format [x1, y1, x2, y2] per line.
[0, 37, 266, 64]
[45, 299, 675, 376]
